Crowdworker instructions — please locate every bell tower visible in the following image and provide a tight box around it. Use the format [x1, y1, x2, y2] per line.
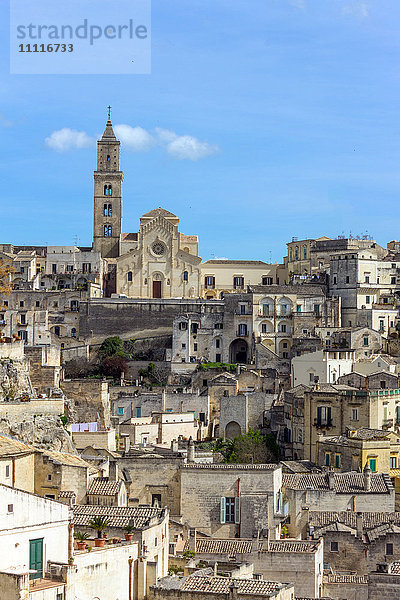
[93, 107, 123, 258]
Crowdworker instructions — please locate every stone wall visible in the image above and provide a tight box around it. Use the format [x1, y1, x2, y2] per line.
[118, 455, 184, 516]
[61, 379, 111, 428]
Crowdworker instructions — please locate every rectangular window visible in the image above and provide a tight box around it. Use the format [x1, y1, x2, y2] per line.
[35, 301, 40, 307]
[216, 353, 221, 362]
[280, 324, 287, 333]
[325, 453, 330, 467]
[233, 276, 244, 289]
[205, 276, 215, 288]
[314, 304, 320, 315]
[335, 454, 340, 469]
[386, 543, 394, 556]
[351, 408, 359, 421]
[363, 337, 369, 346]
[346, 276, 350, 283]
[214, 322, 223, 329]
[136, 407, 141, 417]
[317, 406, 332, 427]
[262, 304, 270, 316]
[47, 474, 52, 481]
[330, 541, 339, 552]
[221, 497, 240, 524]
[181, 343, 186, 349]
[193, 343, 198, 351]
[262, 276, 273, 285]
[118, 407, 124, 415]
[238, 324, 248, 336]
[178, 322, 187, 330]
[19, 301, 24, 308]
[19, 314, 26, 325]
[296, 305, 301, 313]
[391, 277, 396, 284]
[390, 456, 397, 469]
[369, 458, 377, 472]
[52, 264, 57, 274]
[5, 465, 10, 478]
[7, 504, 13, 513]
[366, 296, 370, 304]
[261, 323, 267, 333]
[365, 275, 370, 283]
[280, 304, 287, 315]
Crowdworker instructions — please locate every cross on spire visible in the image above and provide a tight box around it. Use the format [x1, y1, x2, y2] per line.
[107, 105, 111, 120]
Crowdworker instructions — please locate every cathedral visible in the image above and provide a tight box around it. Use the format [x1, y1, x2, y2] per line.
[93, 113, 202, 298]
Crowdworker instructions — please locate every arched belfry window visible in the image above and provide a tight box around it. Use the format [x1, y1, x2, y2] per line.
[104, 185, 112, 196]
[108, 225, 112, 237]
[103, 203, 108, 216]
[108, 204, 112, 217]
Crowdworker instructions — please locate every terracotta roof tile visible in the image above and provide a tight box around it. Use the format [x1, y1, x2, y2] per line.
[73, 505, 165, 529]
[87, 477, 122, 496]
[283, 472, 392, 494]
[180, 576, 284, 595]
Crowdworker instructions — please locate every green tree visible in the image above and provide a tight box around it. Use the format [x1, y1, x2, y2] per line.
[215, 428, 280, 464]
[98, 336, 126, 359]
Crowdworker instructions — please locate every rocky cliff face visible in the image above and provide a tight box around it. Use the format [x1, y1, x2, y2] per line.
[0, 414, 76, 452]
[0, 358, 32, 400]
[0, 358, 77, 452]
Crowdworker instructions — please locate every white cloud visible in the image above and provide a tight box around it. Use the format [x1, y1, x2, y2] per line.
[341, 2, 370, 18]
[113, 124, 155, 152]
[0, 113, 13, 128]
[165, 134, 219, 161]
[45, 128, 94, 152]
[289, 0, 306, 9]
[46, 123, 219, 161]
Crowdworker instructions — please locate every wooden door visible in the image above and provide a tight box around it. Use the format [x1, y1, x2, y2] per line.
[29, 538, 43, 579]
[152, 281, 162, 298]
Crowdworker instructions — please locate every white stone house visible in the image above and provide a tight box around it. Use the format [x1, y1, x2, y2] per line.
[291, 349, 354, 387]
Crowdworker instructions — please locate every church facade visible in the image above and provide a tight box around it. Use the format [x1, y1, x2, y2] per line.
[93, 114, 285, 299]
[93, 115, 202, 298]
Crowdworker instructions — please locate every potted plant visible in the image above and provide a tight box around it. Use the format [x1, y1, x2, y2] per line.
[88, 516, 109, 547]
[75, 531, 89, 550]
[124, 524, 135, 541]
[281, 525, 288, 539]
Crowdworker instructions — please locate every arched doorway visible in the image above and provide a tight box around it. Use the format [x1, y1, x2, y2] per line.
[229, 339, 248, 364]
[225, 421, 242, 439]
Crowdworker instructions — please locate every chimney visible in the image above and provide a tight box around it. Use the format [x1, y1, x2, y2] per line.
[363, 463, 371, 491]
[328, 470, 335, 490]
[109, 460, 118, 481]
[187, 437, 195, 463]
[171, 439, 178, 453]
[356, 512, 363, 538]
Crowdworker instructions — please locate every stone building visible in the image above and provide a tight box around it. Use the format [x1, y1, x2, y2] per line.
[200, 259, 287, 299]
[315, 428, 400, 473]
[0, 435, 36, 493]
[34, 450, 99, 504]
[283, 469, 395, 538]
[303, 383, 400, 463]
[179, 463, 283, 539]
[219, 391, 275, 439]
[73, 504, 169, 581]
[309, 510, 400, 579]
[150, 573, 295, 600]
[250, 283, 340, 360]
[60, 378, 111, 428]
[184, 537, 323, 599]
[116, 208, 202, 299]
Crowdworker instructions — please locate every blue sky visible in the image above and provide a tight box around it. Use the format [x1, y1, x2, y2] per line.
[1, 0, 400, 262]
